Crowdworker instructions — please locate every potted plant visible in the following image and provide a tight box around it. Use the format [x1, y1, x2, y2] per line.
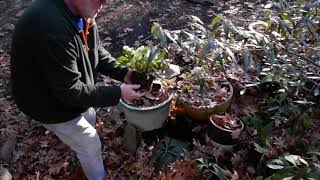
[115, 45, 169, 91]
[176, 64, 234, 121]
[206, 113, 244, 149]
[151, 16, 235, 121]
[115, 44, 174, 131]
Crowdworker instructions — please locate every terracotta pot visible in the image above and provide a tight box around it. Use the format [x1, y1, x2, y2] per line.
[206, 115, 244, 149]
[180, 81, 233, 121]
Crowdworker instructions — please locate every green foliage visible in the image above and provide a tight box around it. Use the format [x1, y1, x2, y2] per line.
[115, 45, 169, 74]
[151, 22, 167, 48]
[242, 113, 274, 147]
[191, 157, 229, 180]
[155, 15, 219, 69]
[138, 0, 320, 178]
[150, 137, 189, 169]
[115, 23, 172, 75]
[265, 154, 320, 180]
[181, 65, 225, 94]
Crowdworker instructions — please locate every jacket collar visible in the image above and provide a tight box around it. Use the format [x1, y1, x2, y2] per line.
[52, 0, 86, 32]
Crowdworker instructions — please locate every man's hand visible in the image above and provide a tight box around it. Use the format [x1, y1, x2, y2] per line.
[120, 84, 145, 102]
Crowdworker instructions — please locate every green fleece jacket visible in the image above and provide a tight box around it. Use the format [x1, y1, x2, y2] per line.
[10, 0, 127, 124]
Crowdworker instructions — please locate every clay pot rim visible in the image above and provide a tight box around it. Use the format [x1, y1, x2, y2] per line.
[120, 94, 173, 111]
[209, 114, 244, 133]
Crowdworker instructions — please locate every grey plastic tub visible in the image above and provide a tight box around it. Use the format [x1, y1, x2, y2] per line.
[119, 94, 173, 131]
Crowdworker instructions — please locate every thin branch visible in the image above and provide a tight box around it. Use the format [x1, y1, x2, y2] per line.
[286, 51, 320, 68]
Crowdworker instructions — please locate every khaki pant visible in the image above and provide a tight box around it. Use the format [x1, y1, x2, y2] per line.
[43, 108, 105, 180]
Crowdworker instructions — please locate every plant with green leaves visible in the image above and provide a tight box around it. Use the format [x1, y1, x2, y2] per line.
[115, 45, 169, 75]
[115, 25, 171, 93]
[150, 136, 189, 170]
[265, 154, 320, 180]
[241, 112, 275, 175]
[158, 15, 226, 69]
[148, 2, 320, 178]
[152, 16, 235, 108]
[177, 64, 231, 109]
[191, 157, 231, 180]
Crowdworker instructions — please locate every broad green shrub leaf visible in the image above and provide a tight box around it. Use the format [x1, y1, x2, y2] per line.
[272, 170, 294, 180]
[242, 48, 250, 73]
[211, 16, 222, 27]
[150, 137, 189, 169]
[307, 150, 320, 156]
[254, 143, 268, 154]
[188, 15, 204, 25]
[212, 164, 228, 180]
[152, 22, 167, 47]
[211, 16, 222, 31]
[225, 47, 237, 65]
[259, 121, 273, 146]
[266, 159, 285, 170]
[116, 45, 168, 74]
[223, 21, 230, 39]
[284, 155, 309, 166]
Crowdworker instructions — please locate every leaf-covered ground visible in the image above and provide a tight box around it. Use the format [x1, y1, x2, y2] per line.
[1, 0, 319, 179]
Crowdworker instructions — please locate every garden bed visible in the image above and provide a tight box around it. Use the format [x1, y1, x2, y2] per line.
[1, 0, 320, 179]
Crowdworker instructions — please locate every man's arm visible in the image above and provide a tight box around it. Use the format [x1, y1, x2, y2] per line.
[36, 32, 122, 108]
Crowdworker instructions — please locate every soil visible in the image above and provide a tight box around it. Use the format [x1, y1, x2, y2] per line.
[131, 71, 154, 91]
[178, 79, 231, 108]
[130, 87, 170, 107]
[212, 113, 242, 130]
